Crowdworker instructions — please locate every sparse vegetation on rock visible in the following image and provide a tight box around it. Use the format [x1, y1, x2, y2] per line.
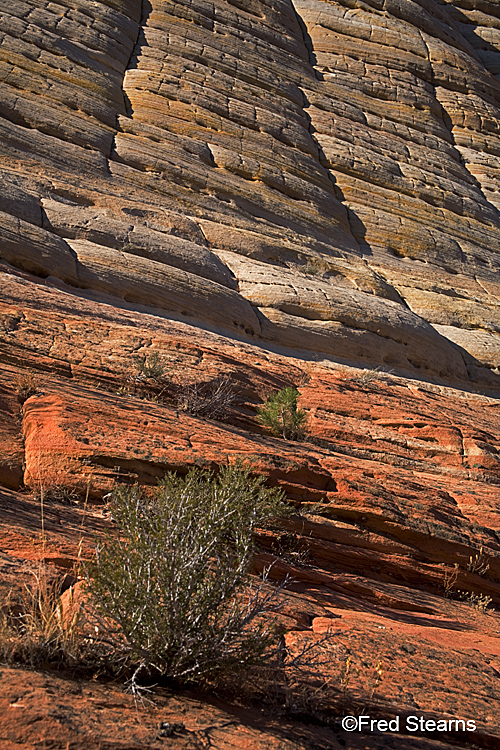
[0, 565, 87, 669]
[174, 375, 238, 420]
[135, 352, 170, 382]
[123, 355, 238, 421]
[88, 465, 291, 688]
[257, 387, 307, 441]
[341, 366, 393, 386]
[2, 0, 500, 741]
[14, 371, 40, 404]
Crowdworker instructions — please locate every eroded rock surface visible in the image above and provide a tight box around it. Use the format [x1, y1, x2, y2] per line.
[1, 0, 500, 384]
[1, 269, 500, 748]
[2, 2, 500, 748]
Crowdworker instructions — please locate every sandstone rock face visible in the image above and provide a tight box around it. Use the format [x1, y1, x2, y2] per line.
[2, 270, 500, 748]
[2, 5, 500, 746]
[1, 0, 500, 385]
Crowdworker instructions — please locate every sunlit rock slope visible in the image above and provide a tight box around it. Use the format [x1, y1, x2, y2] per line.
[1, 0, 500, 386]
[2, 4, 500, 746]
[2, 268, 500, 748]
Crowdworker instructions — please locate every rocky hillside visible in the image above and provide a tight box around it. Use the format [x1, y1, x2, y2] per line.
[1, 1, 500, 748]
[2, 268, 500, 749]
[1, 0, 500, 385]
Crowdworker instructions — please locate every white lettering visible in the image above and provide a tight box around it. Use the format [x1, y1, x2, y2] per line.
[406, 715, 419, 732]
[357, 714, 475, 734]
[388, 718, 400, 732]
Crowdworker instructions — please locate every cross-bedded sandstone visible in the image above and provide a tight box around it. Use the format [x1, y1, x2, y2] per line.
[1, 0, 499, 384]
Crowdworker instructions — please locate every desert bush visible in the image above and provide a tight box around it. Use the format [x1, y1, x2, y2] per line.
[174, 375, 237, 420]
[442, 558, 494, 612]
[127, 356, 237, 420]
[87, 465, 292, 688]
[119, 352, 173, 402]
[273, 532, 311, 568]
[33, 482, 83, 506]
[459, 591, 493, 612]
[342, 366, 394, 386]
[467, 547, 490, 576]
[257, 387, 307, 440]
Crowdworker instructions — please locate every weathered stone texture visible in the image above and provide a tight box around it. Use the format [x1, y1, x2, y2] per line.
[2, 269, 500, 748]
[3, 6, 500, 744]
[0, 0, 500, 385]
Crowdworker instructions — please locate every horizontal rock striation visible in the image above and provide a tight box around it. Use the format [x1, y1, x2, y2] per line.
[1, 269, 500, 747]
[1, 0, 500, 385]
[296, 0, 500, 373]
[2, 6, 500, 744]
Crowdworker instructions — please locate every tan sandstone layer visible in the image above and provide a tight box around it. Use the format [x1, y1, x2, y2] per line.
[0, 0, 500, 386]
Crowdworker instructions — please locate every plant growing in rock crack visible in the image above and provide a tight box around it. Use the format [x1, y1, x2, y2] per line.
[135, 351, 170, 382]
[1, 570, 61, 667]
[273, 532, 310, 568]
[458, 591, 493, 612]
[87, 464, 293, 691]
[125, 355, 238, 420]
[442, 557, 494, 612]
[343, 366, 393, 386]
[32, 482, 83, 506]
[120, 352, 172, 401]
[257, 387, 307, 441]
[15, 371, 40, 404]
[443, 563, 460, 598]
[0, 476, 109, 670]
[174, 375, 238, 420]
[467, 547, 490, 577]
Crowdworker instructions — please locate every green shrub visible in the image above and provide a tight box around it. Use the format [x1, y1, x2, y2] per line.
[257, 387, 307, 440]
[88, 465, 290, 688]
[135, 351, 169, 381]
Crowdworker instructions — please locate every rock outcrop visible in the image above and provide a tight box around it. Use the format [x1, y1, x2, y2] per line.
[2, 2, 500, 748]
[2, 267, 500, 747]
[1, 0, 500, 385]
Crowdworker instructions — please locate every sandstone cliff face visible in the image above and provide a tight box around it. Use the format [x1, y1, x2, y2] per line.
[2, 5, 500, 748]
[1, 0, 500, 385]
